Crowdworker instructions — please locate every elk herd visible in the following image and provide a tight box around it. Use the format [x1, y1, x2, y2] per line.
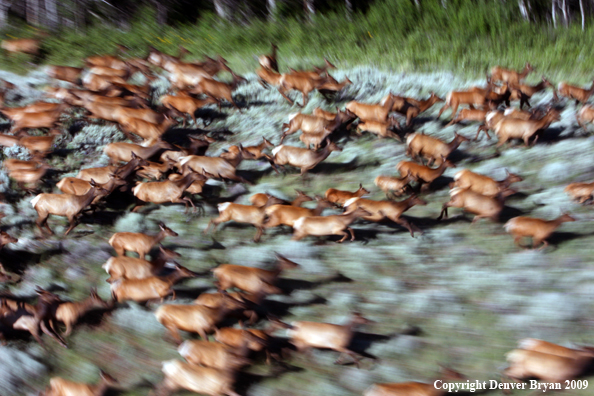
[0, 38, 591, 395]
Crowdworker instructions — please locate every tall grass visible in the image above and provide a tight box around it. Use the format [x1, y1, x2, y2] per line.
[0, 0, 592, 79]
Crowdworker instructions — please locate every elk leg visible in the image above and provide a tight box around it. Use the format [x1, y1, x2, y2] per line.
[277, 88, 294, 105]
[254, 227, 263, 243]
[336, 229, 350, 243]
[40, 320, 67, 348]
[470, 215, 487, 225]
[437, 204, 450, 220]
[197, 328, 208, 341]
[62, 323, 73, 337]
[513, 236, 524, 248]
[536, 239, 548, 251]
[436, 103, 449, 119]
[63, 215, 80, 236]
[204, 218, 222, 234]
[36, 214, 50, 236]
[300, 91, 309, 108]
[164, 325, 183, 344]
[393, 217, 416, 237]
[530, 135, 539, 147]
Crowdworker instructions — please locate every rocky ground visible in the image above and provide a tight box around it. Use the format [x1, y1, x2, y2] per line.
[0, 65, 592, 395]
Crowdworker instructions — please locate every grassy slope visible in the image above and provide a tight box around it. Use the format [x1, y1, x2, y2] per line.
[0, 63, 592, 395]
[2, 1, 594, 81]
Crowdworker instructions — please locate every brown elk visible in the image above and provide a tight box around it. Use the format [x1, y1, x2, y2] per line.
[110, 263, 198, 303]
[557, 80, 594, 104]
[474, 108, 538, 140]
[272, 313, 374, 368]
[243, 138, 274, 159]
[18, 129, 62, 157]
[104, 140, 173, 164]
[325, 184, 370, 207]
[136, 157, 177, 180]
[356, 117, 402, 140]
[76, 152, 148, 184]
[212, 254, 300, 294]
[154, 292, 246, 342]
[437, 87, 508, 120]
[437, 187, 516, 223]
[263, 196, 333, 229]
[565, 181, 594, 203]
[132, 171, 205, 212]
[102, 246, 181, 282]
[160, 94, 218, 127]
[31, 180, 107, 236]
[177, 339, 251, 370]
[453, 169, 523, 197]
[397, 157, 456, 190]
[41, 370, 118, 396]
[10, 110, 63, 133]
[406, 132, 469, 166]
[504, 347, 594, 383]
[8, 162, 50, 192]
[118, 116, 177, 144]
[493, 108, 560, 147]
[363, 368, 466, 396]
[46, 66, 84, 84]
[509, 77, 557, 108]
[178, 145, 256, 184]
[109, 222, 178, 259]
[268, 141, 342, 176]
[577, 104, 594, 131]
[490, 63, 534, 85]
[258, 43, 279, 72]
[346, 94, 400, 123]
[159, 135, 216, 162]
[56, 174, 126, 204]
[256, 67, 282, 89]
[204, 202, 266, 242]
[291, 207, 371, 243]
[50, 289, 111, 337]
[277, 73, 331, 107]
[192, 72, 246, 111]
[154, 359, 241, 396]
[344, 195, 427, 236]
[504, 214, 576, 250]
[1, 38, 41, 55]
[375, 174, 414, 199]
[280, 113, 332, 143]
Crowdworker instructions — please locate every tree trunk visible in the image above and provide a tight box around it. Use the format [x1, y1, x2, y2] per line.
[552, 0, 557, 28]
[26, 0, 39, 25]
[518, 0, 529, 21]
[75, 0, 87, 30]
[561, 0, 568, 26]
[44, 0, 58, 30]
[304, 0, 314, 22]
[156, 1, 167, 25]
[345, 0, 353, 19]
[213, 0, 229, 20]
[267, 0, 276, 21]
[579, 0, 585, 30]
[0, 0, 11, 27]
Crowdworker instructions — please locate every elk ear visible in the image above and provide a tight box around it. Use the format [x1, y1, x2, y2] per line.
[159, 221, 166, 229]
[131, 152, 138, 159]
[90, 179, 98, 187]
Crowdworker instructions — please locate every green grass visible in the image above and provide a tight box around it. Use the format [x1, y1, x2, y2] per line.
[1, 1, 594, 80]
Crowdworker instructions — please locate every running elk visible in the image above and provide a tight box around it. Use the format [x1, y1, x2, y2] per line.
[438, 187, 516, 223]
[504, 214, 576, 250]
[406, 132, 469, 166]
[109, 222, 178, 259]
[291, 207, 371, 243]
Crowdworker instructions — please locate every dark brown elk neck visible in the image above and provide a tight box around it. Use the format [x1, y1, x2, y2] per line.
[223, 152, 245, 168]
[313, 144, 334, 162]
[76, 187, 103, 209]
[417, 96, 438, 112]
[76, 296, 105, 314]
[518, 66, 531, 79]
[174, 172, 202, 190]
[447, 135, 465, 151]
[398, 196, 419, 212]
[430, 162, 449, 178]
[138, 143, 166, 159]
[312, 201, 331, 216]
[291, 195, 311, 207]
[91, 379, 110, 396]
[163, 269, 189, 284]
[117, 157, 145, 179]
